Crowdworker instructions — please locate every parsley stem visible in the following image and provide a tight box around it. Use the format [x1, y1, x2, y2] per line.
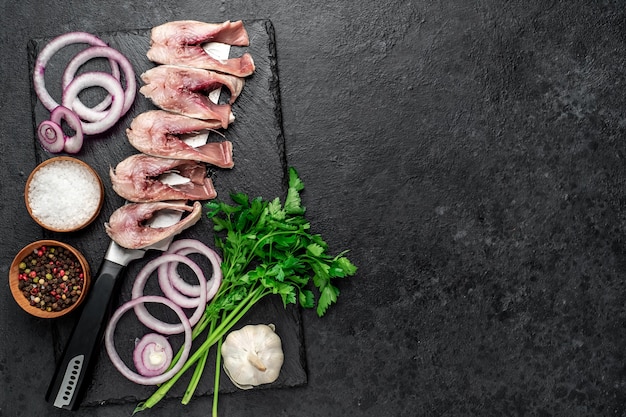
[208, 285, 269, 341]
[181, 318, 216, 405]
[211, 330, 225, 417]
[167, 314, 212, 371]
[181, 339, 209, 405]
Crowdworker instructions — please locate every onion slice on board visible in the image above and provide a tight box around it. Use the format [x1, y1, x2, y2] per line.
[131, 253, 208, 333]
[61, 71, 125, 135]
[133, 333, 173, 377]
[49, 105, 84, 153]
[32, 31, 118, 112]
[62, 45, 136, 122]
[104, 295, 192, 386]
[36, 120, 65, 153]
[160, 238, 223, 303]
[33, 31, 136, 144]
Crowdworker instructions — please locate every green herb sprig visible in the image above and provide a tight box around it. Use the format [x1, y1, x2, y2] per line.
[134, 167, 357, 416]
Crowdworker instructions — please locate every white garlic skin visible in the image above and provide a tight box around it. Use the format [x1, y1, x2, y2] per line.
[221, 324, 284, 390]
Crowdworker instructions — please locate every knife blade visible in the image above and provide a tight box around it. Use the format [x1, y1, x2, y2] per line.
[45, 41, 231, 410]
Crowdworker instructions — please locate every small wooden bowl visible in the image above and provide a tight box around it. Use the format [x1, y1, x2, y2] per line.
[25, 156, 104, 233]
[9, 240, 91, 319]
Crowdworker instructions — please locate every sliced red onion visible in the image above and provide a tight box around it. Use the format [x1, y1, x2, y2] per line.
[62, 45, 136, 122]
[104, 295, 192, 386]
[62, 71, 124, 135]
[62, 48, 121, 121]
[132, 253, 207, 334]
[49, 105, 84, 153]
[133, 333, 173, 377]
[157, 255, 207, 311]
[33, 31, 116, 112]
[37, 120, 65, 153]
[161, 238, 223, 302]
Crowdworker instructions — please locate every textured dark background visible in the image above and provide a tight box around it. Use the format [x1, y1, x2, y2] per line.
[1, 1, 626, 416]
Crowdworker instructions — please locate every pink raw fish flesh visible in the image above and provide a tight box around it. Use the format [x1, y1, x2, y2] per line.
[147, 20, 255, 77]
[126, 110, 234, 168]
[139, 65, 245, 128]
[105, 201, 202, 249]
[110, 154, 217, 203]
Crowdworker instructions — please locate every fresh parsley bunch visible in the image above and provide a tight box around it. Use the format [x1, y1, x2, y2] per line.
[207, 166, 357, 318]
[135, 167, 356, 416]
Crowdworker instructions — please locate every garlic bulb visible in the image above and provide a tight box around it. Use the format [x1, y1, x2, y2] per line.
[221, 323, 284, 389]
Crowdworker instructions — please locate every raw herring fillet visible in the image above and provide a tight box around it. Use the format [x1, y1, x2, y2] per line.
[105, 201, 202, 249]
[126, 110, 233, 168]
[147, 20, 255, 77]
[139, 65, 245, 128]
[110, 154, 217, 203]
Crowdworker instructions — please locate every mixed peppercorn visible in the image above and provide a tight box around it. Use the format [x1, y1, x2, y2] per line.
[17, 245, 84, 312]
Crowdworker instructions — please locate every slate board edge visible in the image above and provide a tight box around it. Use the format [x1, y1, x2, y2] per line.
[263, 18, 311, 388]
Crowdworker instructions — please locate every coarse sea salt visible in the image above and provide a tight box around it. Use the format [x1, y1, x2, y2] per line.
[27, 159, 102, 231]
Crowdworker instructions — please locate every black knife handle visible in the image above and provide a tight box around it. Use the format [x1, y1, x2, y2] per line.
[46, 259, 125, 410]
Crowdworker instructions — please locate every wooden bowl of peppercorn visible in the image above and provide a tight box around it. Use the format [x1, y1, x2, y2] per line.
[9, 239, 91, 319]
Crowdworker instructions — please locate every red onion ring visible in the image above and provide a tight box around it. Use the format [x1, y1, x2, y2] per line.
[62, 45, 136, 122]
[157, 255, 207, 310]
[49, 105, 84, 153]
[33, 31, 118, 112]
[133, 333, 173, 377]
[132, 253, 207, 334]
[161, 238, 223, 302]
[104, 295, 192, 385]
[61, 47, 121, 118]
[36, 120, 65, 153]
[61, 72, 124, 135]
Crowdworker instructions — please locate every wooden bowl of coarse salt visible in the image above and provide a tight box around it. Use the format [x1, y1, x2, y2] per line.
[25, 156, 104, 232]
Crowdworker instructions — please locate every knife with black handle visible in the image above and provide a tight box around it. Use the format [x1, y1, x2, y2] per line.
[45, 243, 146, 410]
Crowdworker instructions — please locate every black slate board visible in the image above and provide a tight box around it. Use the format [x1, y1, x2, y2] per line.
[27, 19, 307, 406]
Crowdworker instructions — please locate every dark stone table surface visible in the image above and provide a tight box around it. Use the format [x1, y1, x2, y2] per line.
[1, 1, 625, 416]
